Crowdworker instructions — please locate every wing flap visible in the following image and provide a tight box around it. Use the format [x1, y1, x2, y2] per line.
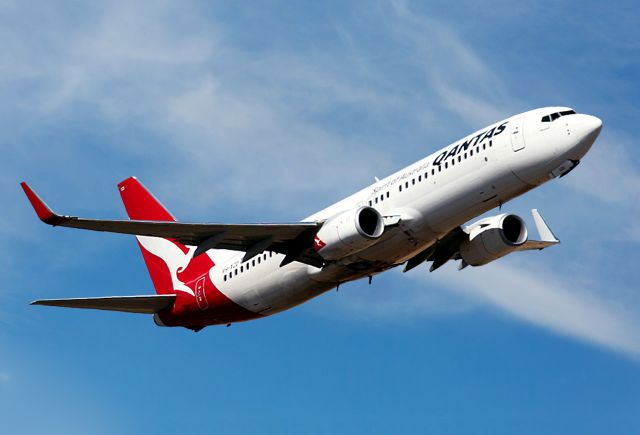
[31, 294, 176, 314]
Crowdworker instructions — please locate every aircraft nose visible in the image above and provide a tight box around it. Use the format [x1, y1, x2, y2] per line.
[582, 114, 602, 136]
[574, 114, 602, 141]
[569, 114, 602, 158]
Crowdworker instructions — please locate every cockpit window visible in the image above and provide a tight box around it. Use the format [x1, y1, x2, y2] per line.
[541, 109, 577, 122]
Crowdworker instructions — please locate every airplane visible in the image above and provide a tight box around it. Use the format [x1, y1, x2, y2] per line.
[21, 107, 602, 331]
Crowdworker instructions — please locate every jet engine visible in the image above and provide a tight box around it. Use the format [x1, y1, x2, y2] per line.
[314, 206, 385, 260]
[459, 214, 528, 266]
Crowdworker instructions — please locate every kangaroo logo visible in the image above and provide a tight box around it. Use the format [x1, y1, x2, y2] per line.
[137, 236, 215, 297]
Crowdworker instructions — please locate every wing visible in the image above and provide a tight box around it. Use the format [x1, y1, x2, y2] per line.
[403, 226, 467, 273]
[21, 182, 324, 267]
[31, 294, 176, 314]
[403, 209, 559, 272]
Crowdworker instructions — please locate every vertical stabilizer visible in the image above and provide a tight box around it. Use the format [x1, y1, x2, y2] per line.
[117, 177, 213, 296]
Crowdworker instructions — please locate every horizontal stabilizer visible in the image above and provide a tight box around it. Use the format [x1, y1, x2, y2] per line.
[31, 294, 176, 314]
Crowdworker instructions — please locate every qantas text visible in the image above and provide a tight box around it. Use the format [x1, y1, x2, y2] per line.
[432, 121, 508, 166]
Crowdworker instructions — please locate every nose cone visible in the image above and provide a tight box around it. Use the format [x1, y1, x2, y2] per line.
[575, 115, 602, 146]
[570, 114, 602, 159]
[577, 114, 603, 139]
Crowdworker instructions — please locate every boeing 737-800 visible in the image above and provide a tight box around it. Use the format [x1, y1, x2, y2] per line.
[22, 107, 602, 331]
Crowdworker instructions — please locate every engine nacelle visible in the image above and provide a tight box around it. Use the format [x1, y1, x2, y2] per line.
[314, 206, 385, 260]
[459, 214, 528, 266]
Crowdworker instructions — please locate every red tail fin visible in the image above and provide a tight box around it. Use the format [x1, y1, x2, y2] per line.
[117, 177, 213, 296]
[118, 176, 175, 222]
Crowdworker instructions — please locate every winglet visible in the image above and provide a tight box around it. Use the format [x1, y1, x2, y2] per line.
[531, 209, 559, 243]
[20, 182, 69, 226]
[517, 209, 560, 251]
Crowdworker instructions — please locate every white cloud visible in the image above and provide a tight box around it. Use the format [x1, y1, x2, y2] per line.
[336, 259, 640, 358]
[559, 133, 640, 241]
[2, 0, 523, 220]
[564, 135, 640, 204]
[439, 262, 640, 357]
[383, 0, 518, 127]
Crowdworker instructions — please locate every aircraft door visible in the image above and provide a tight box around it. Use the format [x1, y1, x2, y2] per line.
[510, 117, 526, 151]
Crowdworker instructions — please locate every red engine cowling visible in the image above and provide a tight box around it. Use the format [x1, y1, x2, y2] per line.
[459, 214, 528, 266]
[314, 206, 385, 260]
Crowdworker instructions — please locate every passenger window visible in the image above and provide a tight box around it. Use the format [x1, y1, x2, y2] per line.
[418, 175, 422, 182]
[431, 169, 435, 175]
[445, 162, 448, 169]
[375, 197, 378, 204]
[386, 191, 390, 198]
[438, 165, 442, 172]
[412, 179, 415, 185]
[234, 269, 238, 276]
[458, 156, 461, 162]
[224, 274, 227, 281]
[470, 150, 474, 156]
[483, 144, 486, 150]
[405, 182, 409, 188]
[258, 257, 261, 264]
[240, 265, 244, 272]
[399, 185, 402, 192]
[252, 259, 256, 267]
[464, 152, 467, 159]
[424, 172, 428, 179]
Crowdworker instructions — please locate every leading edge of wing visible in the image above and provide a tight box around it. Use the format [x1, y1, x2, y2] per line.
[31, 294, 176, 314]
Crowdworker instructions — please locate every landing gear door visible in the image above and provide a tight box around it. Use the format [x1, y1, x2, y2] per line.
[510, 117, 526, 151]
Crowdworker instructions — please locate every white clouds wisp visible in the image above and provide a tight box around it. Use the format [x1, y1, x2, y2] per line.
[334, 259, 640, 359]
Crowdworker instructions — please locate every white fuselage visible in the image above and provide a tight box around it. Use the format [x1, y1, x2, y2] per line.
[207, 107, 602, 317]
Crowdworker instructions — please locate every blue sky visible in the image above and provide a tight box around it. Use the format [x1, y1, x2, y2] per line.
[2, 0, 640, 433]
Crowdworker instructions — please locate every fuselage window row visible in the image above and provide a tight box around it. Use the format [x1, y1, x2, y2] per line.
[225, 251, 275, 281]
[366, 139, 494, 207]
